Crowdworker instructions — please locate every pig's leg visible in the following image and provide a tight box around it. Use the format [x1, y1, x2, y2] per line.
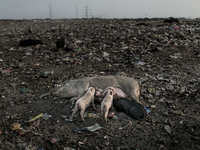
[70, 104, 79, 120]
[104, 109, 108, 123]
[91, 97, 96, 110]
[101, 106, 105, 121]
[80, 107, 86, 122]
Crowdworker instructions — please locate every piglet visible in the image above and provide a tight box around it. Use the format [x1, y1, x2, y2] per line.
[69, 87, 96, 122]
[101, 89, 114, 123]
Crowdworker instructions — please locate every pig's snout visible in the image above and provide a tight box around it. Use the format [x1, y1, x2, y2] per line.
[50, 87, 60, 96]
[49, 89, 56, 96]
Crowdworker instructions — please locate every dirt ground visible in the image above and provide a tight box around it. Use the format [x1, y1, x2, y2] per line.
[0, 18, 200, 150]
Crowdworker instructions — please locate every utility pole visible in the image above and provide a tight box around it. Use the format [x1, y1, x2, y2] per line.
[76, 5, 78, 18]
[85, 4, 89, 18]
[49, 3, 53, 19]
[90, 9, 93, 18]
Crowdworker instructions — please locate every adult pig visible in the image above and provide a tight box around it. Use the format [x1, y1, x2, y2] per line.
[51, 76, 140, 103]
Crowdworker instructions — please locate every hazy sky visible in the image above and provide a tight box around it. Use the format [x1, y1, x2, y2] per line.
[0, 0, 200, 19]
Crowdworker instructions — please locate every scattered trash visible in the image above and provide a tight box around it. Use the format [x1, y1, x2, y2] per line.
[74, 128, 90, 134]
[151, 105, 156, 108]
[10, 123, 21, 130]
[42, 113, 52, 120]
[28, 113, 43, 122]
[148, 88, 155, 94]
[50, 138, 60, 144]
[86, 123, 102, 132]
[65, 119, 73, 122]
[0, 18, 199, 150]
[19, 128, 31, 136]
[78, 138, 87, 146]
[108, 112, 115, 118]
[174, 26, 179, 29]
[88, 113, 101, 118]
[30, 119, 40, 129]
[144, 107, 151, 114]
[74, 123, 102, 134]
[136, 62, 145, 65]
[20, 88, 29, 93]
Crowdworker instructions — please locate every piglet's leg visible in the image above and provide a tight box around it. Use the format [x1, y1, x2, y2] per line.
[104, 110, 108, 123]
[80, 107, 86, 122]
[70, 104, 78, 120]
[91, 97, 96, 110]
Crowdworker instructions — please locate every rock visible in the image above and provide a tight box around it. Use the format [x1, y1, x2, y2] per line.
[9, 123, 21, 130]
[148, 88, 155, 94]
[196, 98, 200, 103]
[164, 125, 171, 134]
[166, 85, 174, 91]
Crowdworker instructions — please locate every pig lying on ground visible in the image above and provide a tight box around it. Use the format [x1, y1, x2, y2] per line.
[113, 98, 146, 119]
[101, 89, 114, 123]
[51, 76, 140, 103]
[69, 87, 96, 122]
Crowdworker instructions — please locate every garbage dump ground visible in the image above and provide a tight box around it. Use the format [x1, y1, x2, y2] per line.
[0, 18, 200, 150]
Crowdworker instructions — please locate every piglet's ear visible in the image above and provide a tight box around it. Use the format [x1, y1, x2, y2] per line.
[110, 91, 113, 95]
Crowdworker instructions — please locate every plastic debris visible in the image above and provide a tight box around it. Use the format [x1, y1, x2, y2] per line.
[88, 113, 101, 118]
[50, 138, 60, 144]
[74, 128, 90, 134]
[20, 88, 29, 93]
[19, 128, 31, 136]
[42, 113, 52, 120]
[108, 112, 115, 118]
[28, 113, 43, 122]
[136, 62, 145, 65]
[86, 123, 102, 132]
[30, 119, 40, 129]
[144, 107, 151, 114]
[65, 119, 73, 122]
